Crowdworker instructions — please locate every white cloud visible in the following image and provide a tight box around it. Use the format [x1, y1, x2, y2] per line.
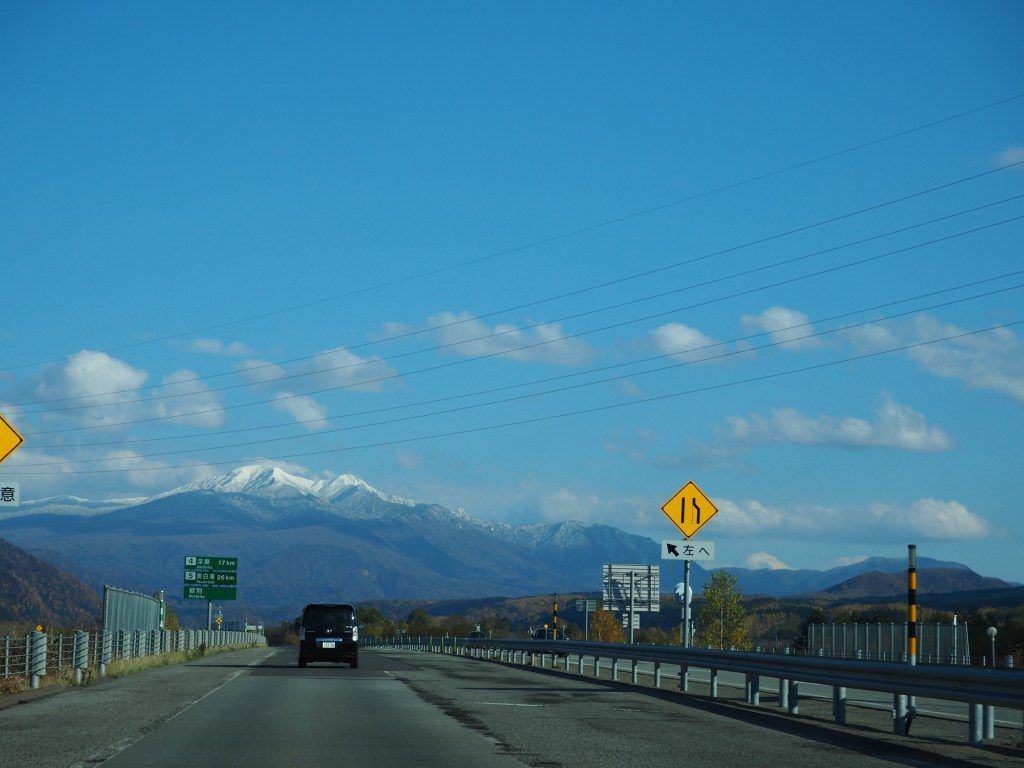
[993, 145, 1024, 167]
[745, 551, 792, 570]
[6, 351, 225, 430]
[650, 323, 723, 362]
[713, 496, 990, 541]
[235, 349, 398, 392]
[844, 315, 1024, 404]
[152, 369, 226, 427]
[426, 311, 595, 366]
[741, 306, 820, 351]
[718, 395, 953, 452]
[271, 391, 328, 428]
[186, 338, 255, 357]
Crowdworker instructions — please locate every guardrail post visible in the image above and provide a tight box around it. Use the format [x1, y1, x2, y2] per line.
[787, 680, 799, 715]
[611, 657, 619, 681]
[747, 673, 760, 706]
[968, 703, 983, 746]
[710, 668, 718, 698]
[679, 663, 688, 692]
[563, 653, 569, 672]
[833, 686, 846, 724]
[100, 631, 112, 676]
[893, 694, 908, 734]
[73, 630, 89, 684]
[631, 659, 638, 684]
[778, 675, 787, 708]
[654, 661, 662, 688]
[29, 630, 47, 689]
[983, 705, 995, 740]
[578, 653, 585, 675]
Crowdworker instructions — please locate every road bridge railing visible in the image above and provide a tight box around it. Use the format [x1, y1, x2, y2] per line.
[369, 635, 1023, 747]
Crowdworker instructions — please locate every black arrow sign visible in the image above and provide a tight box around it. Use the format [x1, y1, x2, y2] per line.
[666, 543, 679, 557]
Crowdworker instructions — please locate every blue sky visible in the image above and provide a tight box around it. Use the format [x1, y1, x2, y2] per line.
[2, 2, 1023, 578]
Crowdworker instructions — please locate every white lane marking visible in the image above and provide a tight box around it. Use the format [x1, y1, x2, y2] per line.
[66, 648, 278, 768]
[477, 702, 542, 707]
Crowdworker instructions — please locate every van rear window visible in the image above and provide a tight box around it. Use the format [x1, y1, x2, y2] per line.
[303, 607, 354, 626]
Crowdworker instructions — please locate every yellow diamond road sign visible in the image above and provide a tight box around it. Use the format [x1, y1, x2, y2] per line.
[661, 480, 718, 539]
[0, 411, 24, 466]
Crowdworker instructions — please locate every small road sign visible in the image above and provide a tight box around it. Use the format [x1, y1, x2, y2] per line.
[0, 411, 24, 466]
[0, 482, 19, 507]
[661, 480, 718, 538]
[662, 539, 715, 561]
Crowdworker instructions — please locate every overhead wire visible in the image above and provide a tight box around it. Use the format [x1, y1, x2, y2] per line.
[3, 92, 1021, 376]
[17, 279, 1024, 466]
[29, 268, 1024, 450]
[9, 194, 1024, 417]
[11, 159, 1023, 409]
[5, 321, 1019, 476]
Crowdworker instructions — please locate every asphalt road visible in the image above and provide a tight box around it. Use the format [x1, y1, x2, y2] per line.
[2, 647, 1021, 768]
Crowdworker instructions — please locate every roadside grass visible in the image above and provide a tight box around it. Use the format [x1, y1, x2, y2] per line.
[1, 642, 261, 696]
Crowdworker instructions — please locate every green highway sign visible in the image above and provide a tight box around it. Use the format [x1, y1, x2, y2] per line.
[184, 554, 238, 601]
[184, 556, 237, 571]
[184, 585, 237, 600]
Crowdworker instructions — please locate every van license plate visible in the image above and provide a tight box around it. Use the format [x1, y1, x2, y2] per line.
[321, 641, 336, 649]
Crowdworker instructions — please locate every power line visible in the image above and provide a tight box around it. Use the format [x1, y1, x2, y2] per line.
[3, 93, 1021, 376]
[38, 269, 1023, 450]
[5, 321, 1019, 476]
[19, 280, 1023, 466]
[11, 195, 1024, 416]
[18, 209, 1024, 434]
[13, 159, 1023, 409]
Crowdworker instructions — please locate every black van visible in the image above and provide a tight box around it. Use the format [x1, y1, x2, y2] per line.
[298, 603, 359, 668]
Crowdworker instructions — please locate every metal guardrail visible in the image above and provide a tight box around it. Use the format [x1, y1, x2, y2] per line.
[2, 629, 266, 688]
[369, 635, 1023, 747]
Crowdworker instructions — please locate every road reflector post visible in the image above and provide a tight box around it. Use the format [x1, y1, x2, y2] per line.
[29, 630, 46, 689]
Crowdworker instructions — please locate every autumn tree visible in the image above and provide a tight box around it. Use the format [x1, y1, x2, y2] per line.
[589, 609, 626, 643]
[696, 571, 750, 650]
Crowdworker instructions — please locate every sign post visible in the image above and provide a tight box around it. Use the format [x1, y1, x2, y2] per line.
[660, 481, 719, 649]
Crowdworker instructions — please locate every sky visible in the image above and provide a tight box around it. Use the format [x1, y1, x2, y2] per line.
[1, 2, 1023, 579]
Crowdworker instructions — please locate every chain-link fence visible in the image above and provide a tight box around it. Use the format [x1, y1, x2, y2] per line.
[807, 621, 971, 664]
[1, 629, 266, 687]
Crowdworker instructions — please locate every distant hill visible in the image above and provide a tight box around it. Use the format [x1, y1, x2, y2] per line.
[0, 537, 100, 628]
[1, 464, 1012, 624]
[814, 567, 1012, 600]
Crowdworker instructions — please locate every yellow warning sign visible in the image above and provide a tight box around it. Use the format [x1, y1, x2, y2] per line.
[660, 480, 718, 539]
[0, 411, 24, 466]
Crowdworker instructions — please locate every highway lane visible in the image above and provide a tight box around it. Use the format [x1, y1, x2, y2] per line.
[101, 649, 1022, 767]
[103, 648, 522, 767]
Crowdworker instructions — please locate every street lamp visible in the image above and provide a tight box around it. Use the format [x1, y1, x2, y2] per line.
[986, 626, 997, 667]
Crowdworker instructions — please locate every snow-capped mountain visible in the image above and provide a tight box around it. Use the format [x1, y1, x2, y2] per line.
[157, 464, 415, 506]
